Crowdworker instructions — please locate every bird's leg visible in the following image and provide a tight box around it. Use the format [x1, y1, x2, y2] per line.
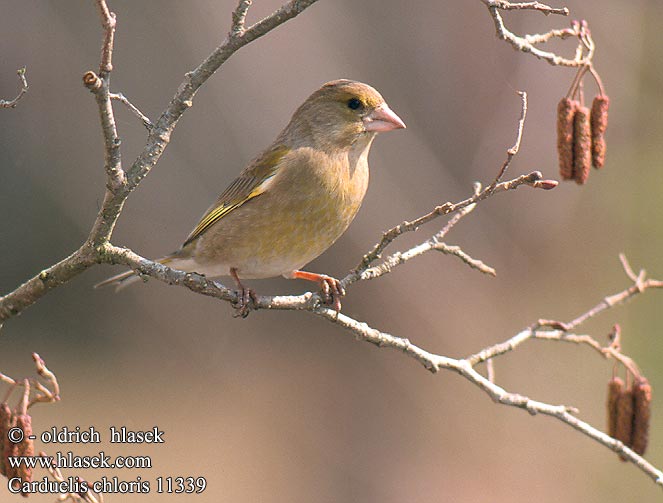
[290, 270, 345, 312]
[230, 268, 257, 318]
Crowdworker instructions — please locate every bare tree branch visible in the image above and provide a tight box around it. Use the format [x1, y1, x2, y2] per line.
[484, 0, 569, 15]
[1, 1, 661, 490]
[110, 92, 153, 130]
[0, 68, 28, 108]
[482, 0, 596, 67]
[0, 0, 321, 323]
[231, 0, 253, 36]
[312, 261, 663, 487]
[95, 0, 116, 74]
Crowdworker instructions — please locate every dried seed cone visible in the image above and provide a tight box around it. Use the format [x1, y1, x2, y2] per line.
[590, 95, 609, 169]
[0, 403, 11, 477]
[15, 414, 34, 492]
[615, 386, 635, 461]
[573, 105, 592, 185]
[607, 376, 624, 439]
[631, 377, 652, 456]
[557, 97, 576, 180]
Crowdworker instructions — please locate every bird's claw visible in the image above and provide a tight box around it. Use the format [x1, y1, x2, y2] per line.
[232, 287, 257, 318]
[318, 275, 345, 313]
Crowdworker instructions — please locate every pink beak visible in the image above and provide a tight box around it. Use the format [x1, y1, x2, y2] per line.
[363, 104, 406, 132]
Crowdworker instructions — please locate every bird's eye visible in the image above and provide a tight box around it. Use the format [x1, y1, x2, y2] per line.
[347, 98, 362, 110]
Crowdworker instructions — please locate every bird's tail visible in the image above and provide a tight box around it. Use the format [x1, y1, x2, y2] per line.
[94, 255, 182, 291]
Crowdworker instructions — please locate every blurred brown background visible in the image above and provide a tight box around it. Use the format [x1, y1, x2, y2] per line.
[1, 0, 662, 501]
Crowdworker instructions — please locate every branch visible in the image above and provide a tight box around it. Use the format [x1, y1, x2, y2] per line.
[231, 0, 253, 36]
[95, 0, 116, 74]
[0, 247, 96, 324]
[2, 1, 661, 490]
[0, 0, 320, 323]
[311, 260, 663, 487]
[482, 0, 597, 67]
[347, 169, 556, 286]
[0, 68, 28, 108]
[485, 0, 569, 14]
[110, 92, 153, 130]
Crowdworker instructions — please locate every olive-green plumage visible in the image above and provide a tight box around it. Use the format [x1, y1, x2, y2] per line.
[97, 80, 405, 309]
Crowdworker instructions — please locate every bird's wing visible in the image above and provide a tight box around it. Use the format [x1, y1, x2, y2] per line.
[182, 145, 290, 247]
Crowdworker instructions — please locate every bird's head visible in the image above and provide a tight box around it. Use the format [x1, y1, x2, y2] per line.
[282, 79, 406, 152]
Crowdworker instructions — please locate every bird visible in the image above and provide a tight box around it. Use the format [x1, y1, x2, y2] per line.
[96, 79, 406, 316]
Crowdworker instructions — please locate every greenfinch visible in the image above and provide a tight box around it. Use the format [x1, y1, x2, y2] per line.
[97, 79, 406, 316]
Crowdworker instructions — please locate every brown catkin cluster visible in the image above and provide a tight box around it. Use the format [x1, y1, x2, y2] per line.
[632, 377, 652, 456]
[15, 414, 34, 494]
[572, 105, 592, 184]
[2, 405, 18, 486]
[556, 94, 610, 184]
[0, 403, 11, 477]
[0, 404, 34, 497]
[590, 95, 610, 169]
[556, 98, 576, 180]
[606, 375, 652, 460]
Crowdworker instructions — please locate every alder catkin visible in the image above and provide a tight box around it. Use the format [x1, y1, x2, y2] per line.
[631, 377, 652, 456]
[573, 105, 592, 185]
[615, 386, 635, 461]
[557, 97, 576, 180]
[607, 376, 624, 439]
[0, 404, 11, 477]
[590, 95, 609, 169]
[14, 414, 34, 494]
[2, 412, 18, 483]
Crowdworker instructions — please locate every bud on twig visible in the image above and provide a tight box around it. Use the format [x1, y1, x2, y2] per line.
[590, 95, 609, 169]
[572, 105, 592, 185]
[556, 98, 576, 180]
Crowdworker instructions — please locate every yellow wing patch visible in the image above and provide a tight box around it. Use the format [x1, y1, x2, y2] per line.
[182, 146, 289, 247]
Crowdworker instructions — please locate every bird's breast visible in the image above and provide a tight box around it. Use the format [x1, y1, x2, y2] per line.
[192, 146, 370, 279]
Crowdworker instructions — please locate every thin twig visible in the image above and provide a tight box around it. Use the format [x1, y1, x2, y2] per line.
[95, 0, 116, 74]
[485, 0, 569, 15]
[0, 68, 28, 108]
[467, 255, 663, 367]
[434, 243, 497, 276]
[110, 92, 153, 130]
[310, 294, 663, 486]
[524, 27, 575, 44]
[354, 197, 494, 281]
[488, 90, 527, 190]
[483, 0, 592, 67]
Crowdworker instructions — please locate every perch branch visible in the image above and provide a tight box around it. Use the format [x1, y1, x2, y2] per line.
[313, 288, 663, 487]
[0, 0, 320, 323]
[1, 0, 662, 490]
